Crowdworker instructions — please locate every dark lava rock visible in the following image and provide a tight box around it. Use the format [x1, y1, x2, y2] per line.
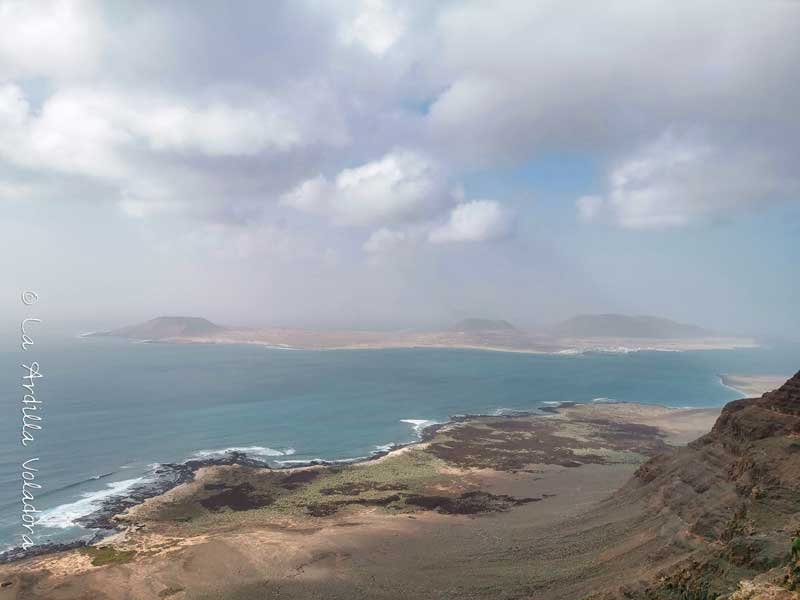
[280, 470, 321, 490]
[404, 491, 540, 515]
[75, 451, 271, 530]
[0, 531, 105, 565]
[305, 494, 402, 517]
[199, 482, 274, 511]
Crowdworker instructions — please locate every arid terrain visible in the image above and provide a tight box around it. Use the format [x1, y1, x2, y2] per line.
[2, 371, 797, 599]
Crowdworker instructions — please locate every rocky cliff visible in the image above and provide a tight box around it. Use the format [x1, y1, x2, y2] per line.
[598, 371, 800, 599]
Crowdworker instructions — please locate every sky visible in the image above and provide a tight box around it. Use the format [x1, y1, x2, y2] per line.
[1, 0, 799, 336]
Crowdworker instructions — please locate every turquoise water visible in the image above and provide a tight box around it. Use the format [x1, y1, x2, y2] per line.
[1, 334, 798, 550]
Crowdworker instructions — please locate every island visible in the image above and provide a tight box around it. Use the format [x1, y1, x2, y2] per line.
[85, 314, 759, 354]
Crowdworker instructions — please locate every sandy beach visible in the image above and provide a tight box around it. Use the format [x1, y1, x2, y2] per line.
[719, 373, 790, 397]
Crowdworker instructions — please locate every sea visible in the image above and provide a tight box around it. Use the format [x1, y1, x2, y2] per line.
[1, 332, 799, 551]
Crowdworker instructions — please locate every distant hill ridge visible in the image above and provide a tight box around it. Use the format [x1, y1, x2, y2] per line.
[97, 316, 225, 340]
[552, 313, 712, 339]
[451, 318, 517, 332]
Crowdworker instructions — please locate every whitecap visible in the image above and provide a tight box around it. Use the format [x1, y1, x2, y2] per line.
[273, 458, 324, 466]
[37, 477, 147, 530]
[273, 455, 368, 466]
[190, 446, 295, 460]
[400, 419, 437, 436]
[332, 456, 369, 464]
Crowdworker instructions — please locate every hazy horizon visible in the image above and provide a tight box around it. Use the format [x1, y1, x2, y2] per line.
[3, 1, 799, 338]
[3, 311, 787, 343]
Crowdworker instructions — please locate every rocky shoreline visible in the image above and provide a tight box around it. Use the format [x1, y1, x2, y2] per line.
[0, 452, 272, 565]
[0, 395, 747, 600]
[0, 417, 460, 565]
[0, 400, 706, 567]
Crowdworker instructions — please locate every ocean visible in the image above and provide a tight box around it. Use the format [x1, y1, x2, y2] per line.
[1, 334, 799, 550]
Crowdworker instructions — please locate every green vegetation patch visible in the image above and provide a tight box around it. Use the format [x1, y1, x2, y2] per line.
[271, 449, 451, 517]
[80, 545, 137, 566]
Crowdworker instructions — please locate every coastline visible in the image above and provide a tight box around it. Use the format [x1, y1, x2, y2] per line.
[0, 399, 722, 566]
[0, 398, 732, 600]
[0, 420, 444, 565]
[85, 331, 761, 356]
[718, 373, 789, 397]
[5, 341, 778, 564]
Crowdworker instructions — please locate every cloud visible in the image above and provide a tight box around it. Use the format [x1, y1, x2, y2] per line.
[429, 200, 512, 243]
[283, 149, 516, 250]
[426, 1, 800, 163]
[0, 84, 341, 175]
[0, 79, 350, 222]
[0, 0, 102, 79]
[281, 149, 452, 226]
[363, 227, 407, 253]
[578, 132, 799, 228]
[339, 0, 405, 56]
[6, 0, 797, 234]
[1, 0, 797, 272]
[0, 0, 797, 335]
[130, 97, 304, 156]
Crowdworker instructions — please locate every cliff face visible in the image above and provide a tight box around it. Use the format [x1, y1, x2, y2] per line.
[604, 371, 800, 599]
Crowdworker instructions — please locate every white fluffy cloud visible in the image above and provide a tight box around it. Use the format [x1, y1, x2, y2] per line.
[283, 150, 515, 250]
[0, 0, 101, 79]
[0, 80, 349, 220]
[0, 84, 341, 176]
[429, 200, 512, 244]
[281, 150, 452, 226]
[578, 132, 798, 228]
